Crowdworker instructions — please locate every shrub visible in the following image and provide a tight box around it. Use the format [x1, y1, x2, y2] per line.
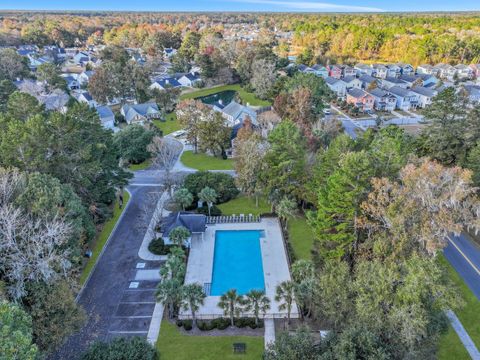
[148, 237, 165, 254]
[80, 337, 157, 360]
[183, 320, 193, 331]
[234, 317, 260, 328]
[215, 317, 231, 330]
[183, 171, 239, 204]
[196, 320, 216, 331]
[196, 204, 222, 216]
[148, 239, 186, 255]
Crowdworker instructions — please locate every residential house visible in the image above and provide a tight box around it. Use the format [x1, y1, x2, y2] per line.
[366, 88, 397, 112]
[341, 76, 362, 91]
[419, 74, 439, 88]
[96, 106, 116, 130]
[396, 63, 415, 76]
[78, 70, 95, 86]
[17, 45, 38, 57]
[454, 64, 474, 80]
[410, 86, 437, 108]
[434, 63, 457, 80]
[74, 91, 97, 108]
[161, 212, 206, 246]
[386, 64, 401, 78]
[325, 77, 347, 98]
[163, 48, 177, 58]
[44, 45, 66, 61]
[61, 74, 80, 90]
[461, 85, 480, 104]
[38, 89, 70, 113]
[177, 72, 202, 87]
[372, 64, 388, 79]
[358, 74, 378, 90]
[73, 51, 93, 66]
[388, 86, 417, 111]
[121, 102, 161, 124]
[469, 64, 480, 79]
[214, 100, 258, 127]
[341, 65, 357, 78]
[346, 88, 374, 112]
[381, 77, 408, 89]
[311, 64, 329, 78]
[355, 63, 374, 76]
[327, 65, 342, 79]
[399, 74, 423, 89]
[149, 77, 182, 91]
[27, 54, 50, 70]
[297, 64, 316, 74]
[417, 64, 434, 75]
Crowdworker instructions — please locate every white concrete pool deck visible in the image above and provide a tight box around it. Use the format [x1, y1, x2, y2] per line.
[181, 218, 299, 319]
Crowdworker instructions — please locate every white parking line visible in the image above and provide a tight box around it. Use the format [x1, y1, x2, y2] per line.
[108, 330, 149, 334]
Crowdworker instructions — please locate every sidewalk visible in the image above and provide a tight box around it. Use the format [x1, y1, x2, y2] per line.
[446, 310, 480, 360]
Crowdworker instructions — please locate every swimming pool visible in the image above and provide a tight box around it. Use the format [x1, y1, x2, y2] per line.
[210, 230, 265, 296]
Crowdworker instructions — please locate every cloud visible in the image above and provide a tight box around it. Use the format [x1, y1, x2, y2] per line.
[227, 0, 384, 12]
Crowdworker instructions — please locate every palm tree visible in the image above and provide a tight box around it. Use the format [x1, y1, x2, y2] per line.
[275, 281, 295, 328]
[160, 251, 186, 282]
[156, 278, 183, 319]
[168, 226, 191, 247]
[275, 197, 297, 232]
[181, 283, 206, 328]
[174, 188, 193, 210]
[243, 290, 271, 326]
[218, 289, 243, 327]
[198, 186, 217, 216]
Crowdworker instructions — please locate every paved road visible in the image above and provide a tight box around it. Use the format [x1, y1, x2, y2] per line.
[51, 186, 164, 359]
[444, 233, 480, 300]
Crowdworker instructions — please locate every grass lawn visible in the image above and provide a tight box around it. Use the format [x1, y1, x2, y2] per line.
[153, 112, 181, 135]
[156, 320, 264, 360]
[217, 195, 270, 216]
[128, 158, 151, 171]
[180, 150, 234, 171]
[287, 216, 315, 260]
[79, 191, 130, 285]
[181, 84, 271, 107]
[437, 255, 480, 359]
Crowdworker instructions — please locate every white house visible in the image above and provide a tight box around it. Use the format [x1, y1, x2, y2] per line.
[372, 64, 388, 79]
[388, 86, 418, 111]
[367, 88, 397, 112]
[96, 106, 116, 130]
[78, 70, 95, 86]
[386, 64, 401, 78]
[74, 91, 97, 108]
[325, 77, 347, 98]
[381, 77, 408, 89]
[61, 74, 80, 90]
[177, 72, 201, 87]
[417, 64, 434, 75]
[150, 77, 182, 91]
[454, 64, 474, 80]
[355, 63, 374, 76]
[410, 86, 437, 108]
[341, 76, 362, 91]
[121, 102, 161, 124]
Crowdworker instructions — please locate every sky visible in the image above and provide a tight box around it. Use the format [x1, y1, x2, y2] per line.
[1, 0, 479, 13]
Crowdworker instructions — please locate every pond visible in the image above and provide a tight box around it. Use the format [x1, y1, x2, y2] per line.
[197, 90, 237, 106]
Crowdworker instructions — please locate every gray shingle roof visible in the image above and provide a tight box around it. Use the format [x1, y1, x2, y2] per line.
[348, 88, 368, 98]
[410, 86, 436, 97]
[162, 212, 206, 237]
[388, 86, 411, 97]
[97, 105, 114, 119]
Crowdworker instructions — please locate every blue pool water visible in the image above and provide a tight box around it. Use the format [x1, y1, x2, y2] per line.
[210, 230, 265, 296]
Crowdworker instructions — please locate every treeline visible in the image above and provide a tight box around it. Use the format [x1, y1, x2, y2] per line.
[0, 94, 132, 356]
[231, 84, 480, 359]
[1, 12, 479, 65]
